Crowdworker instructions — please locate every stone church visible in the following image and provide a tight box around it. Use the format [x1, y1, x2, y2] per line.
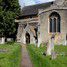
[15, 0, 67, 47]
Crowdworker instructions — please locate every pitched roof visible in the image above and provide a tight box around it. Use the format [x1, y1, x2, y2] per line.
[21, 2, 53, 16]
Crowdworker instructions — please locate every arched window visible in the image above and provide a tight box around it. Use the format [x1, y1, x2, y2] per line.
[49, 12, 61, 33]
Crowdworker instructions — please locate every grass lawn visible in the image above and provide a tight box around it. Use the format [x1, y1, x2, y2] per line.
[27, 44, 67, 67]
[0, 42, 21, 67]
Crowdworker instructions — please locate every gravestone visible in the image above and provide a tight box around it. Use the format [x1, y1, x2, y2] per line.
[51, 35, 55, 51]
[46, 41, 51, 55]
[65, 34, 67, 45]
[51, 51, 57, 60]
[64, 34, 67, 46]
[46, 34, 55, 55]
[0, 37, 5, 44]
[7, 38, 13, 42]
[0, 38, 2, 43]
[0, 49, 8, 53]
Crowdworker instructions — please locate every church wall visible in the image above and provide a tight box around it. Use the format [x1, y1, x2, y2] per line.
[60, 10, 67, 45]
[39, 9, 67, 45]
[39, 12, 49, 43]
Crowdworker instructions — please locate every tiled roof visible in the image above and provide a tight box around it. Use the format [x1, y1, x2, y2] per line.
[21, 2, 53, 16]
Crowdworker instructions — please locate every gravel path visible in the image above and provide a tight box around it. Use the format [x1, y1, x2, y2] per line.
[21, 44, 33, 67]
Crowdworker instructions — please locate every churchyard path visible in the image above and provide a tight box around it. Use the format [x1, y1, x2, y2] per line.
[21, 44, 33, 67]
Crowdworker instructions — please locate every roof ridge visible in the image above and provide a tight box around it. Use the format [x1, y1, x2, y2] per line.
[22, 1, 54, 9]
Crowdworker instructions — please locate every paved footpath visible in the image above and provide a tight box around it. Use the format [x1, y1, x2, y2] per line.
[21, 44, 33, 67]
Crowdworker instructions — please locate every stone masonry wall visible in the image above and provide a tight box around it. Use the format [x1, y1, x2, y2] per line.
[39, 9, 67, 45]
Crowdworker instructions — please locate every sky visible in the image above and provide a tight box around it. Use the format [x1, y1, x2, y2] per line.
[19, 0, 54, 8]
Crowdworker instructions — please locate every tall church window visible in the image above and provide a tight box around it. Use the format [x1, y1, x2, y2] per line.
[49, 12, 60, 33]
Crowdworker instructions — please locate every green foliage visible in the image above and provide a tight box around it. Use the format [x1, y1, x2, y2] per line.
[55, 45, 67, 53]
[27, 45, 67, 67]
[0, 0, 20, 37]
[0, 43, 21, 67]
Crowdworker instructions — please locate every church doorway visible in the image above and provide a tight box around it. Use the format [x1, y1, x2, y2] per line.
[25, 32, 30, 44]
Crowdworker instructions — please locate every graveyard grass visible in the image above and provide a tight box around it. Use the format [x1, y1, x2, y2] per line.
[27, 44, 67, 67]
[0, 42, 21, 67]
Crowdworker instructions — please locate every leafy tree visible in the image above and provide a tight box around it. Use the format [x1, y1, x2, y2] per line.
[0, 0, 20, 38]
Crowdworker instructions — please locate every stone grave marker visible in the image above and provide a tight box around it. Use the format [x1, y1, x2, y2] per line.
[0, 37, 5, 44]
[51, 51, 57, 60]
[46, 34, 55, 56]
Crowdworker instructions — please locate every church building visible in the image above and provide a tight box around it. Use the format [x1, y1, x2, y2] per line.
[15, 0, 67, 46]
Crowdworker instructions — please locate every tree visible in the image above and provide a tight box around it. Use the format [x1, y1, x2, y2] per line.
[0, 0, 20, 39]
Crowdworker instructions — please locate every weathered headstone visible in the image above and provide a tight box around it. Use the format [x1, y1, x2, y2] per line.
[64, 34, 67, 46]
[46, 41, 51, 55]
[46, 34, 55, 56]
[0, 38, 2, 43]
[0, 37, 5, 44]
[7, 38, 13, 42]
[0, 49, 8, 53]
[51, 35, 55, 51]
[65, 34, 67, 45]
[51, 51, 57, 60]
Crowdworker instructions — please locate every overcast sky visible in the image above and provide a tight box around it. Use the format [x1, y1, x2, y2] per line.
[19, 0, 54, 8]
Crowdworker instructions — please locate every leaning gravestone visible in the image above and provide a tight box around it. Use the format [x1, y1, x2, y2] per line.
[46, 34, 55, 56]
